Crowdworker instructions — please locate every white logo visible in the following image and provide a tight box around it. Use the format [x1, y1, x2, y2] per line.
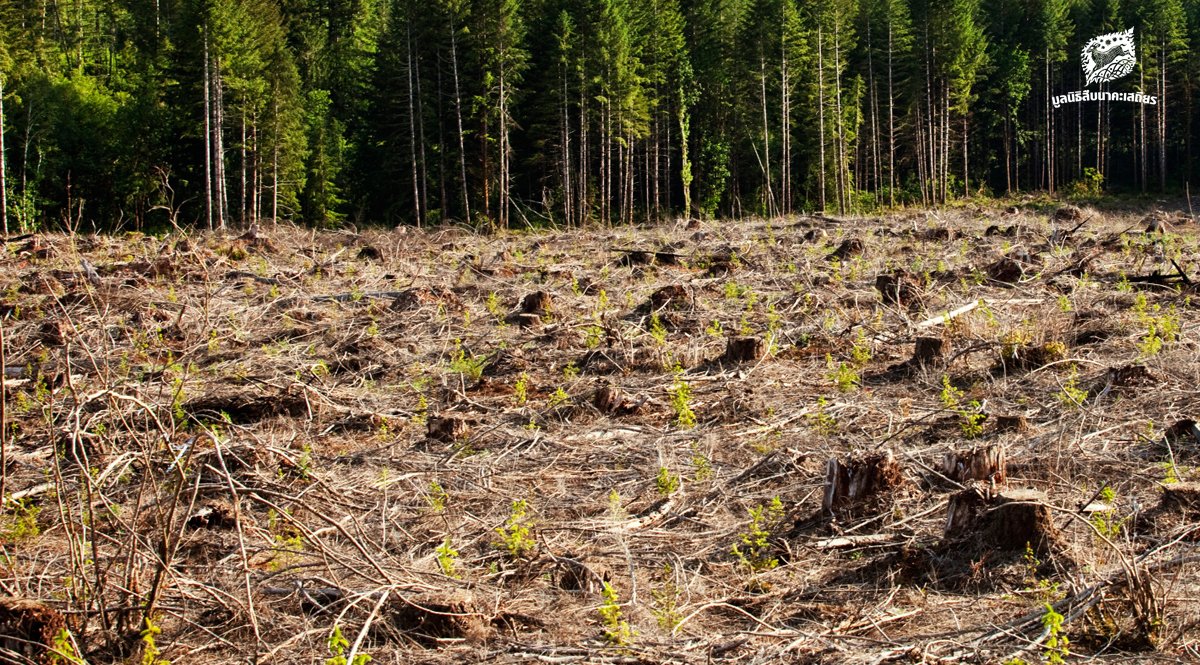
[1082, 28, 1136, 86]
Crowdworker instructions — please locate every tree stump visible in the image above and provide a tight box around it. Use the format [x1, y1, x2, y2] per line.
[985, 489, 1058, 551]
[427, 416, 471, 443]
[724, 336, 764, 364]
[827, 238, 864, 262]
[518, 291, 553, 326]
[822, 451, 905, 513]
[875, 271, 921, 308]
[910, 337, 948, 369]
[593, 384, 623, 415]
[944, 484, 991, 537]
[941, 445, 1006, 485]
[390, 591, 489, 644]
[0, 598, 67, 664]
[650, 284, 691, 311]
[1160, 482, 1200, 511]
[986, 257, 1024, 283]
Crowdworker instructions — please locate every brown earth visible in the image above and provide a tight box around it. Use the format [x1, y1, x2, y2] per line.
[1, 203, 1200, 663]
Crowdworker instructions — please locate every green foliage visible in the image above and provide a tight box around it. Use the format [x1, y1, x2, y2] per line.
[649, 313, 668, 346]
[494, 499, 536, 559]
[140, 617, 170, 665]
[1, 498, 41, 542]
[807, 396, 838, 435]
[650, 566, 683, 633]
[1041, 603, 1070, 665]
[827, 354, 859, 393]
[669, 377, 696, 428]
[1054, 366, 1088, 409]
[425, 480, 448, 514]
[1132, 294, 1180, 358]
[448, 339, 487, 382]
[326, 624, 371, 665]
[513, 373, 529, 406]
[49, 628, 84, 665]
[940, 376, 984, 438]
[598, 582, 635, 646]
[732, 497, 785, 573]
[435, 538, 460, 578]
[655, 467, 680, 496]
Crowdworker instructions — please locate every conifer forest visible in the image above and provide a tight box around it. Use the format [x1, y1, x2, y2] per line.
[1, 0, 1199, 231]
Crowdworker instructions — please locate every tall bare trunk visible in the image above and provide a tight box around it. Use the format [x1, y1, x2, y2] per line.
[449, 18, 471, 224]
[817, 25, 826, 211]
[204, 28, 214, 230]
[406, 20, 422, 226]
[887, 18, 895, 207]
[760, 57, 774, 217]
[0, 77, 7, 235]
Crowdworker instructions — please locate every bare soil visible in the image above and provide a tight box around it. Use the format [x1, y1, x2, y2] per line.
[3, 204, 1200, 663]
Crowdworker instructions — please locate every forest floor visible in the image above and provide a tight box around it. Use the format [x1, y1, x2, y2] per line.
[3, 202, 1200, 664]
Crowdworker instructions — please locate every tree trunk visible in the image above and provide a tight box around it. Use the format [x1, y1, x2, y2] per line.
[887, 18, 895, 208]
[214, 56, 227, 229]
[449, 18, 471, 225]
[415, 34, 429, 225]
[204, 27, 213, 231]
[406, 19, 422, 227]
[759, 56, 774, 217]
[817, 25, 826, 211]
[0, 76, 7, 235]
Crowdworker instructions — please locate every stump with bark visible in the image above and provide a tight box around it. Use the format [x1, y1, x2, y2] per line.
[941, 445, 1006, 485]
[822, 451, 905, 513]
[985, 489, 1059, 552]
[724, 336, 765, 364]
[911, 337, 948, 369]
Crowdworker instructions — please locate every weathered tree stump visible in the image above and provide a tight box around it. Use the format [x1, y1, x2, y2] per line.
[357, 245, 384, 261]
[993, 415, 1030, 433]
[822, 451, 905, 513]
[1165, 419, 1200, 446]
[593, 384, 623, 414]
[985, 489, 1058, 551]
[1054, 205, 1084, 223]
[650, 284, 691, 311]
[724, 336, 765, 364]
[941, 445, 1006, 485]
[1160, 482, 1200, 511]
[427, 416, 471, 443]
[911, 336, 948, 368]
[986, 257, 1024, 283]
[827, 238, 864, 262]
[390, 591, 489, 644]
[519, 291, 553, 316]
[0, 598, 67, 664]
[943, 484, 991, 537]
[875, 271, 921, 307]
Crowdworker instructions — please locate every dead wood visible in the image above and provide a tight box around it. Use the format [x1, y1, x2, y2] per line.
[941, 445, 1006, 485]
[0, 597, 67, 664]
[823, 451, 906, 513]
[723, 336, 764, 364]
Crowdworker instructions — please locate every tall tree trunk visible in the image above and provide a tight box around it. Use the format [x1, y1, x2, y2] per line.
[887, 18, 895, 207]
[1139, 64, 1146, 193]
[240, 108, 247, 226]
[1159, 41, 1167, 193]
[214, 57, 227, 229]
[817, 25, 826, 211]
[415, 36, 429, 224]
[204, 27, 214, 230]
[0, 76, 7, 235]
[449, 17, 471, 224]
[406, 19, 422, 226]
[760, 56, 775, 217]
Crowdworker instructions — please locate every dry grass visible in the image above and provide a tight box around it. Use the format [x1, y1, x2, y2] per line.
[2, 203, 1200, 664]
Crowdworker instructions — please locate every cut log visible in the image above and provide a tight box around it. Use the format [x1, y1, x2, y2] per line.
[941, 445, 1006, 485]
[822, 451, 905, 513]
[724, 336, 765, 364]
[985, 489, 1058, 552]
